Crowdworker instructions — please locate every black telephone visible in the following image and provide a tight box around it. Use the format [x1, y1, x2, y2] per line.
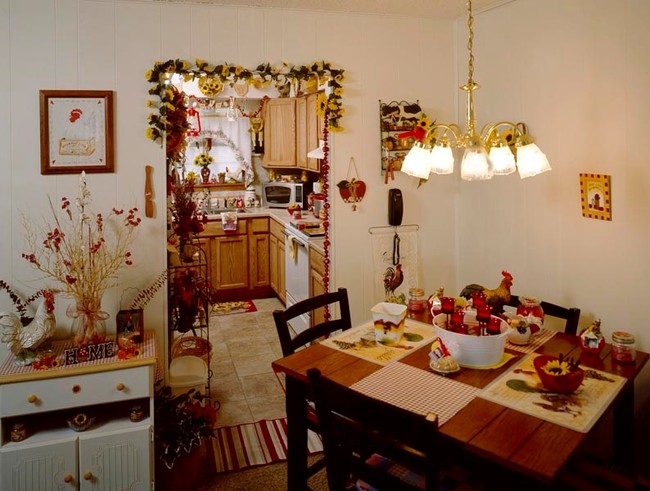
[388, 188, 403, 226]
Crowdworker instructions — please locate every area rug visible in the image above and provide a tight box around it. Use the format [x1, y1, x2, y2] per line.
[210, 300, 257, 316]
[209, 418, 323, 473]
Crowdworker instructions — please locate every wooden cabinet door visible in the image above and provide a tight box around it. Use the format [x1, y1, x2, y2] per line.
[79, 425, 151, 491]
[296, 96, 308, 169]
[306, 92, 323, 172]
[1, 437, 77, 490]
[249, 232, 270, 288]
[262, 98, 297, 168]
[212, 235, 249, 290]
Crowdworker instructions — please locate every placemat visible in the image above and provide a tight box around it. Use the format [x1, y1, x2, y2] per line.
[320, 319, 437, 366]
[350, 362, 479, 426]
[506, 328, 557, 354]
[478, 353, 626, 433]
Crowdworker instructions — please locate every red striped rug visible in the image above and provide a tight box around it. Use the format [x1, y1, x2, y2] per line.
[209, 418, 323, 473]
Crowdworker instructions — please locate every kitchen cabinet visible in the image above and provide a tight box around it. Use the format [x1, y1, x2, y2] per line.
[262, 93, 323, 171]
[309, 245, 326, 327]
[200, 217, 272, 300]
[269, 218, 286, 303]
[0, 341, 157, 491]
[262, 98, 297, 168]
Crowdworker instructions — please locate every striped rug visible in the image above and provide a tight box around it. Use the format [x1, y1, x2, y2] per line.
[209, 418, 323, 473]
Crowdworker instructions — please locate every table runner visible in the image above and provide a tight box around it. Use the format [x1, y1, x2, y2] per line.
[506, 327, 557, 354]
[478, 353, 626, 433]
[321, 319, 437, 366]
[350, 362, 480, 426]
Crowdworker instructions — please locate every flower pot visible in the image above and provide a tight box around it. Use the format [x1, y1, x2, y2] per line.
[200, 166, 211, 184]
[155, 442, 207, 491]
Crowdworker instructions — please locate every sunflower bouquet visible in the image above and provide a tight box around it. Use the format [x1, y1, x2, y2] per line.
[193, 152, 214, 168]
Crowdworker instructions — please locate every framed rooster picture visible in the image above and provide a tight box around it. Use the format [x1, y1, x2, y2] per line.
[580, 173, 612, 221]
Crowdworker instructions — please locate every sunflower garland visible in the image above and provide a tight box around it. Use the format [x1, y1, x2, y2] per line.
[145, 59, 345, 148]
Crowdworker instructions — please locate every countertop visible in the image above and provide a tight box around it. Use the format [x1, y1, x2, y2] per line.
[207, 206, 325, 252]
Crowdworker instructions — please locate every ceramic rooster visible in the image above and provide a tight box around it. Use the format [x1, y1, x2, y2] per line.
[459, 270, 513, 314]
[1, 290, 56, 356]
[383, 264, 404, 301]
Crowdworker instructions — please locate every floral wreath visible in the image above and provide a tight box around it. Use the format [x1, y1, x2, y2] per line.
[145, 59, 345, 145]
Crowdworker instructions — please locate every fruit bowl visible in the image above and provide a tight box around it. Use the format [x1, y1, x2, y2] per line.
[533, 354, 585, 394]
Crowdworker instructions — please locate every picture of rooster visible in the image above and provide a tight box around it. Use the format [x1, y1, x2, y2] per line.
[460, 270, 513, 314]
[383, 263, 404, 302]
[1, 290, 56, 359]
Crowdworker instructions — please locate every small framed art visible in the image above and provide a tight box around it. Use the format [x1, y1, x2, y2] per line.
[580, 173, 611, 221]
[39, 90, 114, 175]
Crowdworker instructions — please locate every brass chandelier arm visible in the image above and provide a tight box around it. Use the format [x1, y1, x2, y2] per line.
[423, 123, 464, 147]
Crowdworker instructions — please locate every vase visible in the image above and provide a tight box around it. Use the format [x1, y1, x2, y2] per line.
[67, 297, 108, 347]
[200, 166, 211, 184]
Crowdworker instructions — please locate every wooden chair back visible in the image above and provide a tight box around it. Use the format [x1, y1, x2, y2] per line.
[508, 294, 581, 335]
[307, 368, 441, 491]
[272, 287, 352, 357]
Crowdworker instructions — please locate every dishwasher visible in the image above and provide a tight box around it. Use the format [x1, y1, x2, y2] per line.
[284, 226, 311, 334]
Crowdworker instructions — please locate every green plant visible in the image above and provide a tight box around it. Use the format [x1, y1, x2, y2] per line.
[154, 382, 216, 469]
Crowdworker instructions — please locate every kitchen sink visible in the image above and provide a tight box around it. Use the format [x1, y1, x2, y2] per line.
[207, 208, 249, 214]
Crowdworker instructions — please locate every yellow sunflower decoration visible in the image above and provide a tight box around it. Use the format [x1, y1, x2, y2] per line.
[194, 152, 214, 167]
[198, 76, 223, 97]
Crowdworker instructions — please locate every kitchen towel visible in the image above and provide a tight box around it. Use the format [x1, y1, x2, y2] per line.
[371, 227, 420, 304]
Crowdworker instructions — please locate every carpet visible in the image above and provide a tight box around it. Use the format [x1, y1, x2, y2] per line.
[210, 300, 257, 316]
[209, 418, 323, 473]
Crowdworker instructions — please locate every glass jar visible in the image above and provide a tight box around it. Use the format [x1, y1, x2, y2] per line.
[11, 422, 27, 442]
[611, 331, 636, 363]
[408, 287, 426, 313]
[516, 296, 545, 327]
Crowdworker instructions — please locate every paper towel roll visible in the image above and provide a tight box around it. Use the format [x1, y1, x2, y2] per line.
[312, 181, 322, 194]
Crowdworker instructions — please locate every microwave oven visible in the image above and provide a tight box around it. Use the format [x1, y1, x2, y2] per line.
[262, 182, 309, 208]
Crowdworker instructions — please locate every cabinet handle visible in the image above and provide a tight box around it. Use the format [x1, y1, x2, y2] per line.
[71, 384, 81, 394]
[27, 394, 38, 404]
[116, 383, 126, 391]
[64, 474, 73, 483]
[83, 471, 93, 481]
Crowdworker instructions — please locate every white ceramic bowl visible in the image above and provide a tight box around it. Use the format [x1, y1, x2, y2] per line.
[433, 311, 509, 367]
[371, 302, 408, 344]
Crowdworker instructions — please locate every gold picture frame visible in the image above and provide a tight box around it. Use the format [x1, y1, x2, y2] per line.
[580, 173, 611, 221]
[39, 90, 114, 175]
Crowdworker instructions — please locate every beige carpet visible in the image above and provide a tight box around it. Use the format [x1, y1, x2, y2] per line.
[196, 455, 328, 491]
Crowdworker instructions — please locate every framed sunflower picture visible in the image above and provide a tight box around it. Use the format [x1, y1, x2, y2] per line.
[580, 173, 612, 221]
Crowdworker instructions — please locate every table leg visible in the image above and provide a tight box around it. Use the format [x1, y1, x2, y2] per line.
[285, 376, 309, 491]
[613, 381, 634, 469]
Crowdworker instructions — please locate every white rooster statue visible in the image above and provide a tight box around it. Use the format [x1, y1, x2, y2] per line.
[1, 290, 56, 359]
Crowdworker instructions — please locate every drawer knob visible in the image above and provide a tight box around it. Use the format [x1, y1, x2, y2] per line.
[64, 474, 73, 483]
[116, 383, 126, 391]
[83, 471, 93, 481]
[72, 384, 81, 394]
[27, 394, 38, 404]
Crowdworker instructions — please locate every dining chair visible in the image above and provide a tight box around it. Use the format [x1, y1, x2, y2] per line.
[272, 287, 352, 357]
[272, 287, 352, 486]
[508, 294, 581, 335]
[307, 367, 442, 491]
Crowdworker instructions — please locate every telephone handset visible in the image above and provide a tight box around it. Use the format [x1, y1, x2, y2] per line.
[388, 188, 403, 226]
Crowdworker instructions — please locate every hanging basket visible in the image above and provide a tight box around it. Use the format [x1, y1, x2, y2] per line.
[171, 336, 212, 365]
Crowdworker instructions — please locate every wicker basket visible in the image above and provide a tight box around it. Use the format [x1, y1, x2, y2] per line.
[171, 336, 212, 364]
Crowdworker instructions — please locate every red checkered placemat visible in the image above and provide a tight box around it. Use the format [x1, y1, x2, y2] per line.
[506, 328, 557, 354]
[350, 362, 479, 426]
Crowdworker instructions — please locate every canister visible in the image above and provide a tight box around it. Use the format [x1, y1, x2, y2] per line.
[611, 331, 636, 363]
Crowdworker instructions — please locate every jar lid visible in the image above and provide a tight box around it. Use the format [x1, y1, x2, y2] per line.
[612, 331, 635, 344]
[409, 287, 424, 296]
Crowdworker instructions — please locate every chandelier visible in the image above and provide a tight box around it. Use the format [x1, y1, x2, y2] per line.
[401, 0, 551, 180]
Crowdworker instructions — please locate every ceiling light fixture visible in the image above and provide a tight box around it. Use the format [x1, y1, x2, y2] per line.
[401, 0, 551, 181]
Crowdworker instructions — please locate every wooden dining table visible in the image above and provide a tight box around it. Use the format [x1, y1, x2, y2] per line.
[272, 312, 648, 490]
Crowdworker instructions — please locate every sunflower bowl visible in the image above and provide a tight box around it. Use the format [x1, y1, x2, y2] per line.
[533, 355, 585, 394]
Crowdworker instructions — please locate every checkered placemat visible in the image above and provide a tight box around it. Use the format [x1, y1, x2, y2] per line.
[506, 328, 557, 354]
[350, 362, 479, 426]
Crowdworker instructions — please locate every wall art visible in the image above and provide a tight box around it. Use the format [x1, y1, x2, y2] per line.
[39, 90, 114, 175]
[580, 173, 611, 221]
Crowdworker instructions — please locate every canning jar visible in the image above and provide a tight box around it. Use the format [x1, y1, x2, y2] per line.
[611, 331, 636, 363]
[408, 288, 426, 313]
[516, 296, 545, 327]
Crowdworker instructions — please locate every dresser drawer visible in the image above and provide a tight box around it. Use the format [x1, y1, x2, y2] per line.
[0, 365, 151, 417]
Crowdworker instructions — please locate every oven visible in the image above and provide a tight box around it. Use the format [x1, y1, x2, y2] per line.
[284, 226, 310, 334]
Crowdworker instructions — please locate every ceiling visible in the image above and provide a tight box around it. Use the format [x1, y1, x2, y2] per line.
[149, 0, 513, 19]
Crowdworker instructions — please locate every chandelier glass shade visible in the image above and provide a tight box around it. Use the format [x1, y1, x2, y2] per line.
[402, 0, 551, 181]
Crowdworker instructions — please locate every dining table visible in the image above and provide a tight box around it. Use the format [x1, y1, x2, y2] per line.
[271, 310, 649, 490]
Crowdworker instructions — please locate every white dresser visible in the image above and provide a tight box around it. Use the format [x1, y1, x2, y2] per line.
[0, 332, 159, 491]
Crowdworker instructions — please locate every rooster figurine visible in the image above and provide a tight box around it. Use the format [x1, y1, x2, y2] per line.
[383, 264, 404, 302]
[459, 270, 513, 315]
[1, 290, 56, 360]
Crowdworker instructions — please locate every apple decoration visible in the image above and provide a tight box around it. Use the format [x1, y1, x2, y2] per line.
[336, 177, 366, 211]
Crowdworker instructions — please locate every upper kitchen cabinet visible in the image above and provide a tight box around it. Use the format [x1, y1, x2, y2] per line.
[262, 92, 324, 171]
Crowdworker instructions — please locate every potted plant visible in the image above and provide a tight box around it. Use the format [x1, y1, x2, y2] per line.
[154, 383, 216, 490]
[193, 152, 214, 184]
[217, 171, 226, 184]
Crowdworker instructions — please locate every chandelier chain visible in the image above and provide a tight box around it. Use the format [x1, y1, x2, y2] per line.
[467, 0, 475, 85]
